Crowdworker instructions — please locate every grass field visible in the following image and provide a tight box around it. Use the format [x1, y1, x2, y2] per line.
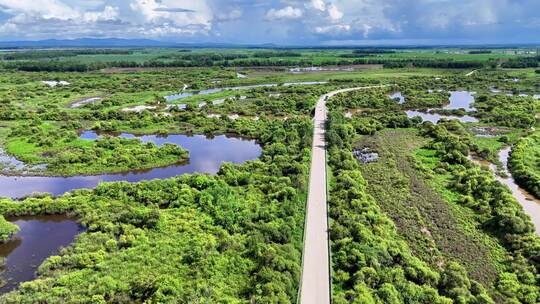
[2, 47, 533, 66]
[355, 129, 506, 288]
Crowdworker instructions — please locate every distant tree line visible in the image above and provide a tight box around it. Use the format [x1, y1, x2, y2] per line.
[252, 51, 302, 58]
[0, 53, 531, 71]
[383, 59, 486, 69]
[0, 49, 133, 60]
[340, 49, 396, 58]
[156, 53, 250, 62]
[468, 50, 492, 54]
[353, 49, 396, 54]
[501, 56, 540, 68]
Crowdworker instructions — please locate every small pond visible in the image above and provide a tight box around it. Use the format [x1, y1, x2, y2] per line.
[353, 148, 379, 164]
[444, 91, 475, 112]
[405, 110, 479, 123]
[0, 133, 262, 198]
[70, 97, 102, 108]
[41, 81, 70, 87]
[0, 149, 26, 172]
[469, 126, 509, 138]
[389, 92, 405, 104]
[0, 215, 84, 293]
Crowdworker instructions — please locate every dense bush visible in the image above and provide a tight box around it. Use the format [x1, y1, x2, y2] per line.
[508, 134, 540, 198]
[501, 56, 540, 68]
[0, 215, 18, 242]
[474, 94, 539, 128]
[0, 117, 313, 302]
[420, 122, 539, 303]
[325, 107, 539, 302]
[326, 111, 494, 303]
[327, 112, 498, 303]
[48, 136, 189, 175]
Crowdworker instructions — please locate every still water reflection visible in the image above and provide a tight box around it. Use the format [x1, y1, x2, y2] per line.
[0, 133, 261, 198]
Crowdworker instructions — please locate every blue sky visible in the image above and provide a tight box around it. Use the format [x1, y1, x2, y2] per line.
[0, 0, 538, 45]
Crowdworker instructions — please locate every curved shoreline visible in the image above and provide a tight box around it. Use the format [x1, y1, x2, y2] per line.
[0, 133, 262, 199]
[472, 146, 540, 235]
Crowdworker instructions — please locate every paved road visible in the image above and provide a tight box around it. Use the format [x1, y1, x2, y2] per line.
[300, 86, 388, 304]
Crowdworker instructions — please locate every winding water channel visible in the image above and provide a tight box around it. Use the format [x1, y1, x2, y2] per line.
[404, 90, 479, 123]
[0, 133, 262, 199]
[164, 81, 327, 102]
[0, 82, 329, 292]
[0, 132, 261, 292]
[399, 89, 540, 233]
[475, 147, 540, 235]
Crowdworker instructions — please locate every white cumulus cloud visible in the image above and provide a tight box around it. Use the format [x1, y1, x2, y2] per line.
[315, 23, 350, 34]
[265, 6, 303, 20]
[310, 0, 326, 11]
[0, 0, 213, 39]
[0, 0, 78, 19]
[327, 4, 343, 20]
[0, 0, 537, 45]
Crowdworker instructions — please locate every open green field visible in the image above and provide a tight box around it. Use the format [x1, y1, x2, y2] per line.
[1, 47, 538, 72]
[2, 47, 532, 63]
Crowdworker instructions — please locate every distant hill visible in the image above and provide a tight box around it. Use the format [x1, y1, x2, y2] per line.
[0, 38, 537, 50]
[0, 38, 273, 49]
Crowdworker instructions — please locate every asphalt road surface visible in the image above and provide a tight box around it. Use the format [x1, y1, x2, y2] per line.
[300, 86, 389, 304]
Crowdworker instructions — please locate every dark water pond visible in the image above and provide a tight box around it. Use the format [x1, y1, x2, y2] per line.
[0, 133, 261, 198]
[444, 91, 475, 111]
[0, 215, 84, 293]
[405, 110, 479, 123]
